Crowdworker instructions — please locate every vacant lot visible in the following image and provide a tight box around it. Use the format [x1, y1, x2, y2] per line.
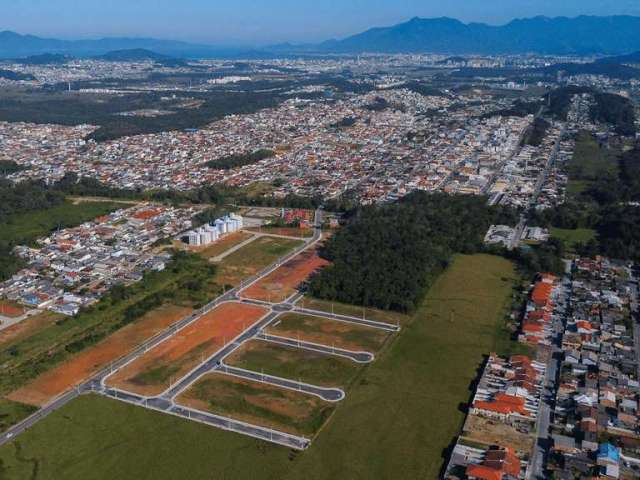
[299, 296, 408, 326]
[241, 249, 328, 303]
[9, 305, 192, 406]
[0, 254, 521, 480]
[197, 231, 255, 259]
[248, 227, 314, 238]
[177, 372, 334, 437]
[551, 227, 596, 251]
[567, 132, 619, 196]
[267, 313, 390, 352]
[215, 237, 303, 287]
[226, 339, 360, 388]
[0, 312, 60, 349]
[462, 414, 535, 456]
[107, 303, 267, 396]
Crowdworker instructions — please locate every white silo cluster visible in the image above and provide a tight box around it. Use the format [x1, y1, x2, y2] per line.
[183, 213, 243, 246]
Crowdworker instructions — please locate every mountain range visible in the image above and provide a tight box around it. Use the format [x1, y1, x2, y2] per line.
[3, 15, 640, 59]
[311, 16, 640, 55]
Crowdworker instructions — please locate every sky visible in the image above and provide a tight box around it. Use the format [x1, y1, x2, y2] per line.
[4, 0, 640, 46]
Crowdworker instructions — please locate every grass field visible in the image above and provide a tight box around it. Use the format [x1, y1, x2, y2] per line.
[0, 201, 122, 246]
[0, 254, 522, 480]
[226, 340, 360, 388]
[0, 399, 36, 433]
[247, 226, 314, 238]
[567, 132, 619, 197]
[196, 231, 255, 259]
[215, 236, 304, 287]
[177, 373, 334, 437]
[551, 227, 597, 251]
[267, 313, 391, 352]
[298, 297, 409, 326]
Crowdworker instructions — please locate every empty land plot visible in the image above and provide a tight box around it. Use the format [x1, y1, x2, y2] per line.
[462, 414, 535, 456]
[241, 249, 328, 303]
[248, 227, 314, 238]
[9, 305, 192, 407]
[225, 339, 360, 388]
[267, 313, 390, 352]
[107, 303, 267, 396]
[299, 296, 409, 326]
[215, 237, 304, 287]
[0, 300, 26, 319]
[177, 372, 334, 437]
[0, 311, 60, 348]
[197, 232, 255, 259]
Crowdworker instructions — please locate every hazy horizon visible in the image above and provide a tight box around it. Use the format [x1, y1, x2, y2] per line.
[4, 0, 640, 46]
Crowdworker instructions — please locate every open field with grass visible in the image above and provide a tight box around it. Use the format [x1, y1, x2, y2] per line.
[196, 231, 255, 259]
[0, 312, 60, 349]
[9, 305, 192, 406]
[0, 399, 36, 433]
[247, 226, 314, 238]
[241, 249, 328, 303]
[0, 254, 522, 480]
[567, 132, 619, 196]
[177, 373, 334, 437]
[267, 313, 390, 352]
[0, 201, 122, 247]
[0, 254, 219, 404]
[551, 227, 597, 251]
[298, 296, 408, 326]
[214, 236, 304, 287]
[107, 303, 267, 396]
[225, 339, 361, 388]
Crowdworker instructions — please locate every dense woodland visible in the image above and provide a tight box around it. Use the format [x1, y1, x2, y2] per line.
[308, 192, 514, 313]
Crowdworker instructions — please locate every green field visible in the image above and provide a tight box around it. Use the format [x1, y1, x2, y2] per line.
[551, 227, 597, 251]
[0, 201, 122, 246]
[0, 254, 522, 480]
[0, 400, 36, 433]
[226, 340, 360, 388]
[215, 236, 304, 287]
[567, 132, 619, 197]
[298, 296, 409, 326]
[268, 313, 391, 352]
[177, 373, 334, 437]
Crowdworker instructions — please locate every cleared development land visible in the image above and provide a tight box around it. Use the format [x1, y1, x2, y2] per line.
[9, 305, 192, 406]
[225, 339, 361, 388]
[0, 254, 521, 480]
[241, 249, 328, 303]
[299, 296, 409, 326]
[196, 231, 255, 259]
[214, 237, 304, 287]
[0, 301, 25, 319]
[177, 372, 334, 437]
[106, 303, 267, 396]
[267, 313, 390, 352]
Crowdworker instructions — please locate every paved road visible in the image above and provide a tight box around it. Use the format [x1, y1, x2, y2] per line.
[218, 363, 345, 402]
[0, 209, 324, 445]
[259, 333, 374, 363]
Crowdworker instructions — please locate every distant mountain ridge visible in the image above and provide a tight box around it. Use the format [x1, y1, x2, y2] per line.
[306, 15, 640, 55]
[0, 31, 241, 59]
[3, 15, 640, 59]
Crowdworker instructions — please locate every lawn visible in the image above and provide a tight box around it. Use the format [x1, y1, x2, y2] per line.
[267, 313, 391, 352]
[0, 201, 122, 246]
[197, 231, 255, 259]
[551, 227, 597, 251]
[225, 340, 360, 388]
[177, 373, 334, 437]
[0, 254, 522, 480]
